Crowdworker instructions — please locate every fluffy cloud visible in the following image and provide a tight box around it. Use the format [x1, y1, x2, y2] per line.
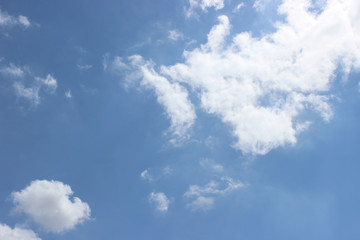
[184, 177, 245, 211]
[186, 0, 224, 17]
[128, 0, 360, 154]
[0, 9, 31, 28]
[0, 224, 40, 240]
[12, 180, 91, 233]
[148, 192, 170, 212]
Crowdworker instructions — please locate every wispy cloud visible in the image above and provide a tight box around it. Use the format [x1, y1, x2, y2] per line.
[184, 177, 245, 211]
[0, 63, 25, 78]
[77, 64, 93, 71]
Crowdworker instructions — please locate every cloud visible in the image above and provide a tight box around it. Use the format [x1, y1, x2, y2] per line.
[65, 89, 72, 99]
[13, 82, 40, 106]
[13, 74, 57, 106]
[12, 180, 91, 233]
[233, 2, 245, 13]
[140, 169, 153, 182]
[0, 224, 41, 240]
[77, 64, 93, 71]
[186, 196, 214, 211]
[186, 0, 225, 17]
[128, 0, 360, 155]
[0, 9, 31, 28]
[35, 74, 57, 94]
[184, 177, 245, 211]
[148, 192, 170, 212]
[168, 30, 184, 41]
[199, 158, 224, 172]
[120, 55, 196, 142]
[0, 63, 25, 78]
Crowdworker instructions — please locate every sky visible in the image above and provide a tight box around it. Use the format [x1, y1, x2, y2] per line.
[1, 0, 360, 239]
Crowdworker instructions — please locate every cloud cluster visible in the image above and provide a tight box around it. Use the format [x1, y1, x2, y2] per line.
[148, 192, 170, 212]
[0, 9, 31, 28]
[184, 177, 245, 211]
[0, 224, 40, 240]
[12, 180, 91, 233]
[119, 0, 360, 155]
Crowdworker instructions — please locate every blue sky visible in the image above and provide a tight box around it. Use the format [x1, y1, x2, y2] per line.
[1, 0, 360, 239]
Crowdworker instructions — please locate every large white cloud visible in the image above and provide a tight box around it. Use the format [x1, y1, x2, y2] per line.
[0, 224, 41, 240]
[127, 0, 360, 155]
[12, 180, 91, 233]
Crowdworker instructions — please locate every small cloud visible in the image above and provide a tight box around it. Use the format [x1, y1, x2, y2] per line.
[35, 74, 57, 94]
[65, 89, 72, 99]
[184, 177, 246, 211]
[18, 15, 30, 28]
[0, 63, 25, 78]
[199, 159, 224, 172]
[148, 192, 170, 212]
[233, 2, 245, 13]
[12, 179, 91, 234]
[13, 82, 40, 106]
[0, 9, 32, 28]
[168, 30, 184, 41]
[162, 166, 173, 176]
[13, 74, 57, 106]
[77, 64, 93, 71]
[140, 169, 153, 182]
[186, 196, 214, 212]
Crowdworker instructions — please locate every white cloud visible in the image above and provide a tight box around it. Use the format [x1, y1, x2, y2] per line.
[140, 169, 153, 182]
[126, 55, 196, 142]
[186, 196, 214, 211]
[18, 16, 30, 28]
[0, 63, 25, 78]
[148, 192, 170, 212]
[125, 0, 360, 155]
[184, 177, 245, 198]
[12, 180, 91, 233]
[35, 74, 57, 94]
[168, 30, 184, 41]
[0, 224, 41, 240]
[0, 9, 31, 28]
[65, 89, 72, 99]
[13, 82, 40, 106]
[186, 0, 225, 17]
[233, 2, 245, 13]
[13, 74, 57, 106]
[184, 177, 245, 211]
